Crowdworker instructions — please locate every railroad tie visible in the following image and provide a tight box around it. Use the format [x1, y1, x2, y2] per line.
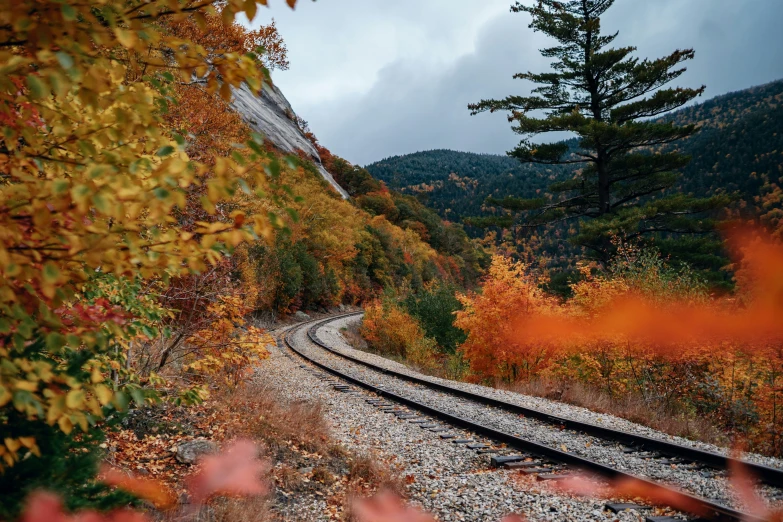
[490, 455, 527, 467]
[605, 503, 652, 514]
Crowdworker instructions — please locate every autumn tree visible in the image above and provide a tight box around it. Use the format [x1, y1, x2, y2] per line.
[165, 14, 289, 71]
[0, 0, 296, 513]
[455, 256, 556, 382]
[468, 0, 728, 261]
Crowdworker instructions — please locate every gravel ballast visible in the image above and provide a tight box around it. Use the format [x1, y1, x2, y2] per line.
[258, 321, 658, 521]
[298, 314, 783, 511]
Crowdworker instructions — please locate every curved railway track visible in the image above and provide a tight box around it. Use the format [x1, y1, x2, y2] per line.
[281, 313, 780, 522]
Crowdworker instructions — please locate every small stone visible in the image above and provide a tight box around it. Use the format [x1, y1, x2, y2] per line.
[176, 439, 217, 464]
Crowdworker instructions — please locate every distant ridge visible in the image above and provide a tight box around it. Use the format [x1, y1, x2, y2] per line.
[366, 78, 783, 229]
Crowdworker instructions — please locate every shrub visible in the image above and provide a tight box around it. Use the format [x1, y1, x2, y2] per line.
[402, 283, 466, 354]
[360, 300, 438, 370]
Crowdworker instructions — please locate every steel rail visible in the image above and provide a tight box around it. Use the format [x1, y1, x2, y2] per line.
[282, 315, 760, 522]
[305, 312, 783, 489]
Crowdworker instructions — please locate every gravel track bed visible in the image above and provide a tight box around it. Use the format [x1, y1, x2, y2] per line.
[262, 322, 648, 521]
[302, 315, 783, 511]
[320, 315, 783, 470]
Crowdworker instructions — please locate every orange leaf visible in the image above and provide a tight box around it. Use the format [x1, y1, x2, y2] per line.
[99, 465, 177, 510]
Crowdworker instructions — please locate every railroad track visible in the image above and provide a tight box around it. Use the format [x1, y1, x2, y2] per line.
[281, 313, 780, 522]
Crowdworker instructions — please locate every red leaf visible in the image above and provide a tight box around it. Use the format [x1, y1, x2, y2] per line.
[187, 439, 268, 504]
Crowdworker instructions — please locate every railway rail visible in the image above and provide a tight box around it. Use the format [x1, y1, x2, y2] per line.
[281, 313, 779, 522]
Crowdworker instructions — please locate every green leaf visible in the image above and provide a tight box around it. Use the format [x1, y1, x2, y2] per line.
[129, 387, 145, 406]
[231, 150, 246, 166]
[285, 207, 299, 223]
[5, 263, 21, 277]
[247, 139, 264, 156]
[267, 159, 281, 179]
[66, 334, 81, 348]
[42, 262, 60, 284]
[61, 3, 78, 21]
[46, 332, 66, 351]
[92, 192, 109, 213]
[284, 155, 300, 169]
[113, 391, 129, 411]
[152, 187, 170, 200]
[52, 179, 70, 195]
[156, 145, 175, 157]
[140, 325, 156, 338]
[56, 51, 74, 69]
[0, 318, 10, 334]
[238, 178, 252, 195]
[26, 75, 46, 99]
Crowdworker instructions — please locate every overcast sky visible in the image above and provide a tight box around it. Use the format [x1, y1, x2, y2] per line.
[244, 0, 783, 166]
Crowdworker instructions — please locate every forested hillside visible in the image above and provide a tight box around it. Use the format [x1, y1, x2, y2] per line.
[0, 3, 488, 517]
[366, 79, 783, 276]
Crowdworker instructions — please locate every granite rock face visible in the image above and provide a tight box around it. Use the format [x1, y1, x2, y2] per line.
[231, 82, 349, 199]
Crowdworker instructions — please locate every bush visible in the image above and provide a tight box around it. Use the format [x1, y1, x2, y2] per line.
[360, 300, 438, 370]
[402, 283, 466, 354]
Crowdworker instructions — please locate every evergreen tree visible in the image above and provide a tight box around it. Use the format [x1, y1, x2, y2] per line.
[469, 0, 729, 260]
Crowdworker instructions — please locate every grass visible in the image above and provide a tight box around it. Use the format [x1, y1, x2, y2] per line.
[220, 381, 403, 519]
[120, 377, 402, 521]
[503, 377, 727, 446]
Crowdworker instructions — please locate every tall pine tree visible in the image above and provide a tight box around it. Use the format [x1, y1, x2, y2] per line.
[469, 0, 729, 261]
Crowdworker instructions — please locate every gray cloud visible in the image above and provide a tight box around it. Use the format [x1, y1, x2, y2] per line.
[251, 0, 783, 166]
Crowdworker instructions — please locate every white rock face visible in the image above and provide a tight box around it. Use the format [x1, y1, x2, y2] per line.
[231, 82, 349, 199]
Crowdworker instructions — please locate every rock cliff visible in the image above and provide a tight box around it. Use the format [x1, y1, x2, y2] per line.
[231, 82, 349, 199]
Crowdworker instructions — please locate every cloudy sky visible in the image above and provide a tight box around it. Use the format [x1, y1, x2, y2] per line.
[245, 0, 783, 166]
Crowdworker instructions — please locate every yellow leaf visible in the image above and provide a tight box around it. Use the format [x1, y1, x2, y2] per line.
[91, 367, 104, 384]
[95, 384, 113, 406]
[0, 386, 11, 407]
[58, 415, 73, 435]
[114, 28, 137, 49]
[47, 396, 65, 425]
[5, 438, 21, 453]
[18, 437, 36, 449]
[14, 380, 38, 392]
[66, 389, 85, 409]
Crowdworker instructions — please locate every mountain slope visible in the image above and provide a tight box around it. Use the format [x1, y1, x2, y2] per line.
[366, 79, 783, 237]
